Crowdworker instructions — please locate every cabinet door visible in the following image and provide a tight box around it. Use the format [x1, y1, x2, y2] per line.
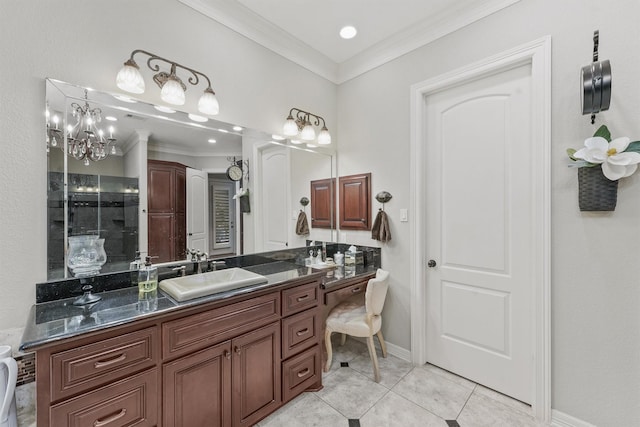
[310, 178, 336, 229]
[163, 341, 232, 427]
[339, 173, 371, 230]
[232, 322, 281, 427]
[148, 213, 174, 262]
[148, 163, 175, 213]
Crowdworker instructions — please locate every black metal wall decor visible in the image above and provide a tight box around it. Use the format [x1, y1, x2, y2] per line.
[581, 30, 612, 124]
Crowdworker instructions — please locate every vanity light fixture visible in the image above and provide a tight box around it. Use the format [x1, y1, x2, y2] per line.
[116, 49, 219, 115]
[282, 108, 331, 145]
[47, 90, 117, 166]
[154, 105, 176, 114]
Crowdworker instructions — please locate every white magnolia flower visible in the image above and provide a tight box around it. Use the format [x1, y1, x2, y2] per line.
[574, 136, 640, 180]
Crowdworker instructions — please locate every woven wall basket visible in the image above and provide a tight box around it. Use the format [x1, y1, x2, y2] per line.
[578, 166, 618, 211]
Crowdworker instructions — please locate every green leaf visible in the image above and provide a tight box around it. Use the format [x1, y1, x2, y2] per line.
[593, 125, 611, 141]
[566, 148, 577, 160]
[624, 141, 640, 153]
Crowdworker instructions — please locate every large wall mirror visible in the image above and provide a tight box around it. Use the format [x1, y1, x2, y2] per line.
[46, 79, 334, 280]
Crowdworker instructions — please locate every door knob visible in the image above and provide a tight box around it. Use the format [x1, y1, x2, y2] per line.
[427, 259, 437, 268]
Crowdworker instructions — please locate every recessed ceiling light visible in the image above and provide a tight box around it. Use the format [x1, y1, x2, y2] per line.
[154, 105, 176, 114]
[233, 126, 243, 131]
[105, 116, 118, 122]
[218, 128, 228, 133]
[340, 25, 357, 39]
[113, 95, 137, 103]
[272, 134, 285, 140]
[290, 139, 302, 145]
[208, 139, 217, 143]
[188, 113, 208, 123]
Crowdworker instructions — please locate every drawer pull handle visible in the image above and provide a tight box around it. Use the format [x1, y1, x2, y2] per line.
[296, 294, 310, 302]
[224, 350, 231, 360]
[351, 287, 361, 293]
[94, 408, 127, 426]
[296, 328, 309, 336]
[297, 368, 310, 378]
[94, 353, 127, 369]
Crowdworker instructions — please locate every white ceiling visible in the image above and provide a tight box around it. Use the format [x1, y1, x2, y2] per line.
[179, 0, 521, 83]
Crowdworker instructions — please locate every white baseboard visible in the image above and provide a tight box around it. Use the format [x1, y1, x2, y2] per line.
[551, 409, 597, 427]
[385, 341, 411, 362]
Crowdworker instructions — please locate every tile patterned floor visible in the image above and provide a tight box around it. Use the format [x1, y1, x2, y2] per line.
[257, 337, 546, 427]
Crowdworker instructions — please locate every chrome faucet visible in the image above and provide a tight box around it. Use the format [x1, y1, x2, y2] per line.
[208, 260, 226, 271]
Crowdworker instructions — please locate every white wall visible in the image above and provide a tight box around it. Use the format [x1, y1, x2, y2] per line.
[4, 0, 639, 424]
[0, 0, 335, 326]
[337, 0, 640, 425]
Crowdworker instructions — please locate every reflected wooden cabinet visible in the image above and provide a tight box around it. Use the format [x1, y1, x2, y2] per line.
[148, 160, 186, 262]
[339, 173, 371, 230]
[310, 178, 336, 229]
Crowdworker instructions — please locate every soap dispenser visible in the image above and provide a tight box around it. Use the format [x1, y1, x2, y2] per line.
[129, 251, 142, 270]
[138, 256, 158, 293]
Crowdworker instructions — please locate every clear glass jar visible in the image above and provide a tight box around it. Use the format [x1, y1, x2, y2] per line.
[67, 235, 107, 277]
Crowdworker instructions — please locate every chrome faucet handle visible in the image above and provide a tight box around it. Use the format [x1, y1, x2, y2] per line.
[171, 265, 187, 277]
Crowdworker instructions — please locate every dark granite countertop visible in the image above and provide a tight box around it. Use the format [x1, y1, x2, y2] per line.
[20, 261, 377, 351]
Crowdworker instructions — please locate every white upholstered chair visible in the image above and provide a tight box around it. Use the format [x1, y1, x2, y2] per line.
[324, 269, 390, 382]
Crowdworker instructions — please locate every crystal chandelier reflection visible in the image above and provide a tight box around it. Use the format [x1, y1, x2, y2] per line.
[47, 90, 117, 166]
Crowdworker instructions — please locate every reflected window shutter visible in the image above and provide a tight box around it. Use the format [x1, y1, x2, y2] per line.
[213, 188, 231, 246]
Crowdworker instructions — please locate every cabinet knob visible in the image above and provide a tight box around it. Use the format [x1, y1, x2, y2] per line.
[234, 346, 241, 355]
[223, 350, 231, 360]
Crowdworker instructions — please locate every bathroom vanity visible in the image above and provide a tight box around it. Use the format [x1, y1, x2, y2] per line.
[21, 257, 377, 427]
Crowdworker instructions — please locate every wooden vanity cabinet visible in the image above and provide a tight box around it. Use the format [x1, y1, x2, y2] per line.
[35, 278, 324, 427]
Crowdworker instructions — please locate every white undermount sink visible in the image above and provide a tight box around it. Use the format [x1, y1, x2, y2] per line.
[159, 268, 268, 302]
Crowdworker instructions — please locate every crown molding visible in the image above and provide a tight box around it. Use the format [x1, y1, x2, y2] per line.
[178, 0, 521, 85]
[178, 0, 338, 82]
[337, 0, 523, 83]
[148, 142, 240, 158]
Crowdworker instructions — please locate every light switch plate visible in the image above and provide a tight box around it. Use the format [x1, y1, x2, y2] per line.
[400, 209, 408, 222]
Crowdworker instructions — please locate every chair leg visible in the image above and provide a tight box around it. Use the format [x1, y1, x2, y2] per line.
[324, 329, 333, 372]
[376, 330, 388, 358]
[340, 333, 347, 346]
[366, 335, 381, 383]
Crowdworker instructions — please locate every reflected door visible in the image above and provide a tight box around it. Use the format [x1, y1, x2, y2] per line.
[187, 168, 209, 254]
[259, 146, 289, 251]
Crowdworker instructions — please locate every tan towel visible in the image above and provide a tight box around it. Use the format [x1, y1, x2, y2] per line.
[296, 210, 310, 235]
[371, 209, 391, 242]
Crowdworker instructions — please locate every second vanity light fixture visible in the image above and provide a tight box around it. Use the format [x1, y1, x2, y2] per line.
[283, 108, 331, 145]
[116, 49, 220, 115]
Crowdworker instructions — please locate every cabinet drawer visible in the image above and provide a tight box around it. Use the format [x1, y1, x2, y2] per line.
[50, 369, 158, 427]
[51, 327, 158, 401]
[324, 280, 367, 307]
[163, 292, 280, 360]
[282, 345, 321, 403]
[282, 281, 319, 317]
[281, 310, 318, 360]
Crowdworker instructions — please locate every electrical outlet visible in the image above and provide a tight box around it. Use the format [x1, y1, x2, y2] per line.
[340, 232, 347, 242]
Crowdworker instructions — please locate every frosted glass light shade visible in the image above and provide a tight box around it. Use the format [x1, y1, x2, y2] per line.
[116, 62, 145, 94]
[283, 116, 298, 136]
[317, 127, 331, 145]
[161, 77, 185, 105]
[301, 123, 316, 141]
[198, 88, 219, 115]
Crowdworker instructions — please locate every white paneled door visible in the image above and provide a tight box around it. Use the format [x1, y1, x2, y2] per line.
[425, 63, 533, 403]
[259, 145, 290, 251]
[186, 168, 209, 254]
